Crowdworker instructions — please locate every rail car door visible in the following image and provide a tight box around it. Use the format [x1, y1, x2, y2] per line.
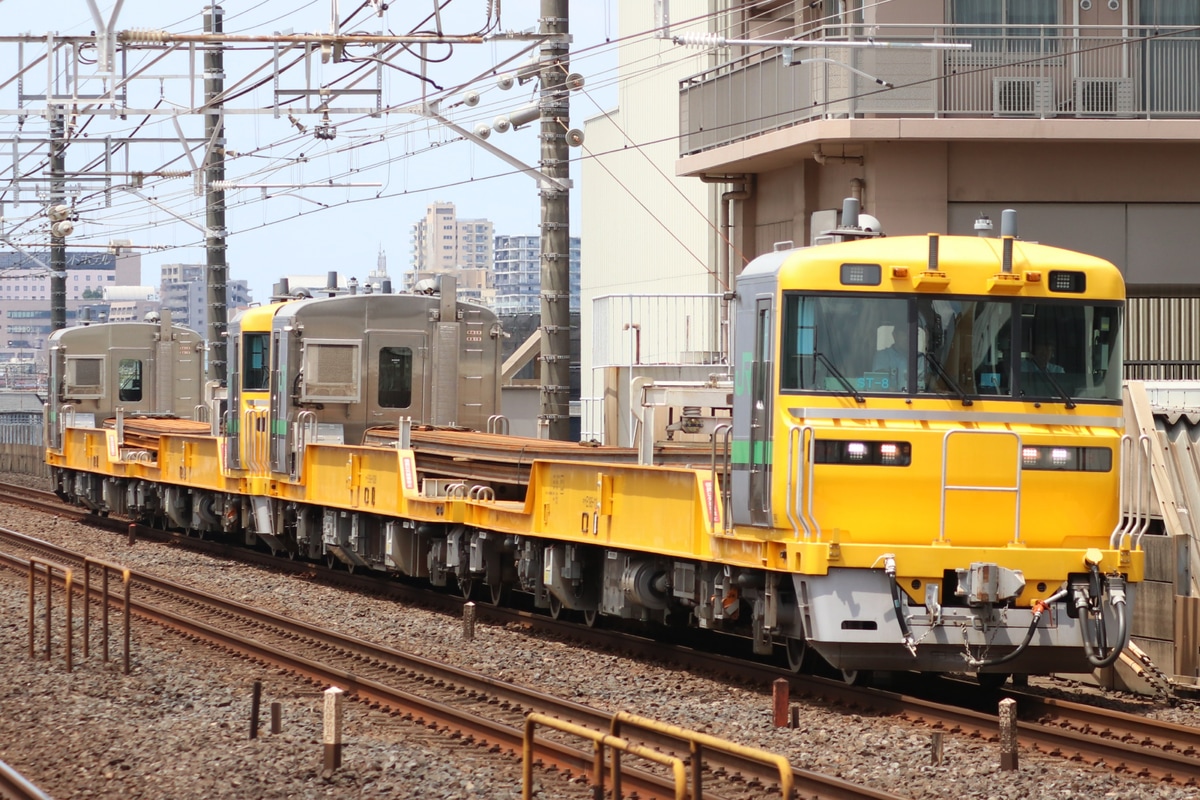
[366, 331, 428, 428]
[749, 298, 775, 526]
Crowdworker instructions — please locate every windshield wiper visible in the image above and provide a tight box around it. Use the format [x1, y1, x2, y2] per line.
[813, 351, 865, 403]
[922, 351, 973, 406]
[1026, 358, 1076, 410]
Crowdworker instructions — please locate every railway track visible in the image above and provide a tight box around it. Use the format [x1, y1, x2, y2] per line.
[0, 758, 52, 800]
[4, 482, 1200, 790]
[0, 524, 906, 800]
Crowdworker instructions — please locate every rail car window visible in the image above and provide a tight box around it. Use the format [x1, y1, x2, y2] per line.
[117, 359, 142, 402]
[242, 333, 269, 391]
[65, 356, 103, 398]
[1016, 302, 1121, 402]
[378, 347, 413, 408]
[301, 341, 362, 403]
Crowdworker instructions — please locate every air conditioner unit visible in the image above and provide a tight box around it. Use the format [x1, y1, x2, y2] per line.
[1074, 78, 1134, 117]
[992, 77, 1054, 117]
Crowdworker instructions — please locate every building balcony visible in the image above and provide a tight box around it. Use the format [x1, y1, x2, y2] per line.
[678, 23, 1200, 172]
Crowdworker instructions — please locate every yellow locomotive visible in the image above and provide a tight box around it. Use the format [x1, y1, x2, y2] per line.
[46, 223, 1142, 684]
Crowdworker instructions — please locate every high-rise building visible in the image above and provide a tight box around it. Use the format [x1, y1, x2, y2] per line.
[406, 201, 494, 304]
[160, 263, 252, 334]
[492, 234, 581, 315]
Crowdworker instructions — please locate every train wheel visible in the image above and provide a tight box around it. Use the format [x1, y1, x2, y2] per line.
[488, 581, 507, 607]
[459, 577, 476, 600]
[325, 553, 337, 570]
[583, 609, 599, 628]
[548, 595, 563, 620]
[841, 668, 871, 687]
[977, 673, 1010, 690]
[785, 637, 810, 673]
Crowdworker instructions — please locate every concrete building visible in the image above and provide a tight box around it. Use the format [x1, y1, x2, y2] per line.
[160, 263, 252, 333]
[669, 1, 1200, 380]
[0, 246, 141, 366]
[582, 0, 1200, 438]
[492, 234, 581, 315]
[406, 201, 495, 304]
[103, 285, 159, 323]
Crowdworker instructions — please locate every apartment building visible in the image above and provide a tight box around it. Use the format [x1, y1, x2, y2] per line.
[492, 234, 582, 315]
[160, 263, 252, 333]
[406, 201, 495, 304]
[671, 0, 1200, 378]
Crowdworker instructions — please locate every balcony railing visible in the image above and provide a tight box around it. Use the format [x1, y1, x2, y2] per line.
[679, 24, 1200, 156]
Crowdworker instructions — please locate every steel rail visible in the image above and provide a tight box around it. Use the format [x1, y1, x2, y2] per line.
[6, 482, 1199, 787]
[0, 527, 903, 800]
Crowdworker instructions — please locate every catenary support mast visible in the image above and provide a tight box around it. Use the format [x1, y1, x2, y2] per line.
[204, 4, 229, 385]
[538, 0, 571, 440]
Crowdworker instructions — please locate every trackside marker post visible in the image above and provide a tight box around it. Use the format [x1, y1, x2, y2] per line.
[324, 687, 344, 771]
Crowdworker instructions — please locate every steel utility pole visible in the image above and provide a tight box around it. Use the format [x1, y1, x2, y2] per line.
[49, 109, 67, 332]
[539, 0, 571, 441]
[204, 4, 229, 385]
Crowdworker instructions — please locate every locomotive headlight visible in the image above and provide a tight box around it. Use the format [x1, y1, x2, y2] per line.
[813, 440, 911, 467]
[1020, 445, 1112, 472]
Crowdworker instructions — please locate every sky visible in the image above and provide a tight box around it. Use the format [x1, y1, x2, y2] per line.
[0, 1, 621, 305]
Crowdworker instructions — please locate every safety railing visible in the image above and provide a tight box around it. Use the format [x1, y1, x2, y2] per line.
[1110, 434, 1153, 550]
[28, 556, 134, 675]
[680, 23, 1200, 157]
[28, 558, 74, 671]
[939, 430, 1022, 544]
[523, 713, 688, 800]
[610, 711, 795, 800]
[486, 414, 510, 435]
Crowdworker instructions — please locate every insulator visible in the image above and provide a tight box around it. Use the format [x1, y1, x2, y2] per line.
[122, 29, 169, 44]
[674, 32, 727, 48]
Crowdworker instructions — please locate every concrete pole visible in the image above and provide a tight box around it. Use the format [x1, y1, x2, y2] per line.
[538, 0, 571, 440]
[49, 108, 66, 332]
[204, 4, 229, 385]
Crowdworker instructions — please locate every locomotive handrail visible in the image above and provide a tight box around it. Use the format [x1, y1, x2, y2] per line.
[293, 410, 318, 479]
[243, 408, 270, 475]
[710, 423, 733, 535]
[785, 425, 811, 541]
[939, 430, 1022, 544]
[486, 414, 510, 435]
[1108, 434, 1153, 550]
[58, 404, 76, 437]
[220, 409, 237, 470]
[114, 407, 125, 446]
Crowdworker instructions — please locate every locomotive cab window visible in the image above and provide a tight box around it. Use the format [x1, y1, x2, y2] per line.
[242, 333, 270, 391]
[781, 294, 913, 395]
[118, 359, 142, 402]
[378, 347, 413, 409]
[1017, 302, 1121, 402]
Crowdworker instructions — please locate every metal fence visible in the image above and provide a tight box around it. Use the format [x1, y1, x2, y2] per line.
[680, 24, 1200, 156]
[0, 421, 48, 478]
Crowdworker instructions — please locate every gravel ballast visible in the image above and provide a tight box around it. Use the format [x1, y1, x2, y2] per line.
[1, 489, 1198, 800]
